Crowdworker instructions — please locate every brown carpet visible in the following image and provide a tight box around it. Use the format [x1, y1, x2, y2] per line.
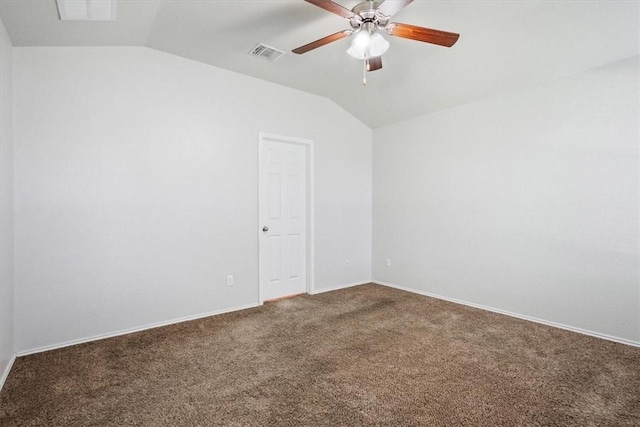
[1, 284, 639, 426]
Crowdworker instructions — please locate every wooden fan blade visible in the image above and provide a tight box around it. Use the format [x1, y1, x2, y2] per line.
[387, 23, 459, 47]
[366, 56, 383, 72]
[377, 0, 413, 18]
[303, 0, 355, 19]
[292, 30, 353, 54]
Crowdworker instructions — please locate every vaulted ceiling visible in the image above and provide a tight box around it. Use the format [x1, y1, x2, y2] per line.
[1, 0, 638, 128]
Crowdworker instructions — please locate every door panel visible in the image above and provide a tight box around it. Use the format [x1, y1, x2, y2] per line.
[268, 235, 281, 283]
[288, 233, 301, 279]
[267, 173, 281, 219]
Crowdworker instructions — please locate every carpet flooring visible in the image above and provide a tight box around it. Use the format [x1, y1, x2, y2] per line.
[1, 284, 639, 426]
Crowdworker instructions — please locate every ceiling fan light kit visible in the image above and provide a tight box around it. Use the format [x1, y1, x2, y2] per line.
[293, 0, 460, 84]
[347, 30, 389, 60]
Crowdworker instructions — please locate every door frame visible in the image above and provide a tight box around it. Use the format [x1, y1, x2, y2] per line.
[258, 132, 315, 304]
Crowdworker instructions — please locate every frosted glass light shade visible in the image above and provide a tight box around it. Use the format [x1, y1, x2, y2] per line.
[347, 30, 389, 60]
[346, 31, 371, 60]
[369, 33, 390, 57]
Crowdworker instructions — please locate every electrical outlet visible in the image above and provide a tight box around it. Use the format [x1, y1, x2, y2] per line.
[385, 258, 392, 267]
[227, 275, 234, 286]
[345, 260, 350, 267]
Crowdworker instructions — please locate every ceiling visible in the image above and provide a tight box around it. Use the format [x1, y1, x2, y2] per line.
[1, 0, 638, 128]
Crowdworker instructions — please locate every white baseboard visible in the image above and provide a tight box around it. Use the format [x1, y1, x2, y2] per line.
[310, 280, 371, 295]
[17, 279, 637, 357]
[0, 353, 16, 391]
[18, 282, 372, 357]
[373, 280, 640, 348]
[17, 302, 262, 357]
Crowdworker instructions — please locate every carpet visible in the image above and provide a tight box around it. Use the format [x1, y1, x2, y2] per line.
[1, 284, 639, 426]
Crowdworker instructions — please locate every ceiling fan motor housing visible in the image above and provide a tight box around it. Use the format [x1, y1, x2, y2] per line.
[349, 0, 390, 32]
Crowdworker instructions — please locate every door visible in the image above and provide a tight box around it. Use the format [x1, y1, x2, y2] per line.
[259, 135, 307, 301]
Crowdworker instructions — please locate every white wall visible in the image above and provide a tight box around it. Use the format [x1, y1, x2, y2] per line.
[0, 17, 15, 377]
[14, 47, 372, 354]
[12, 46, 638, 355]
[373, 56, 640, 344]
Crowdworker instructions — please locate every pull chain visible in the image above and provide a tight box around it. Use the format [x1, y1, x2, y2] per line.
[363, 58, 367, 85]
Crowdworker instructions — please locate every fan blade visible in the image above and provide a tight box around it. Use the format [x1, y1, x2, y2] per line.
[366, 56, 383, 72]
[303, 0, 355, 19]
[292, 30, 353, 54]
[377, 0, 413, 18]
[387, 23, 459, 47]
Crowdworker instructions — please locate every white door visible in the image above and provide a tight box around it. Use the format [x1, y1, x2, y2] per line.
[259, 136, 307, 301]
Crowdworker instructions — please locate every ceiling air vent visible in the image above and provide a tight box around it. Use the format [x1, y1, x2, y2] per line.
[249, 43, 285, 62]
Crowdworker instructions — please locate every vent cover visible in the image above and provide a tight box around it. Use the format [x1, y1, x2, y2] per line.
[249, 43, 285, 62]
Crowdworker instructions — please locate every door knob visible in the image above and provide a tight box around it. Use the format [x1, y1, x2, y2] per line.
[262, 226, 269, 232]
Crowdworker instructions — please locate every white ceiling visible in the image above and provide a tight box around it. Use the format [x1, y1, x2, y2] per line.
[1, 0, 638, 128]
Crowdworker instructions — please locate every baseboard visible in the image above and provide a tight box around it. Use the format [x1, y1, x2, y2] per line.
[17, 280, 637, 357]
[0, 353, 16, 391]
[310, 280, 371, 295]
[17, 302, 262, 357]
[18, 283, 371, 357]
[373, 280, 640, 348]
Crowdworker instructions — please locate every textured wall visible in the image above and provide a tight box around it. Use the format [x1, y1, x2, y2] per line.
[373, 57, 639, 343]
[14, 47, 372, 353]
[0, 16, 15, 380]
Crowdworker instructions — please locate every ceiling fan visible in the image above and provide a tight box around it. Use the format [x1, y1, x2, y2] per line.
[292, 0, 459, 82]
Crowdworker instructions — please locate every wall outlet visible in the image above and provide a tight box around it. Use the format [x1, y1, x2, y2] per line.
[227, 275, 234, 286]
[385, 258, 392, 267]
[345, 260, 350, 267]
